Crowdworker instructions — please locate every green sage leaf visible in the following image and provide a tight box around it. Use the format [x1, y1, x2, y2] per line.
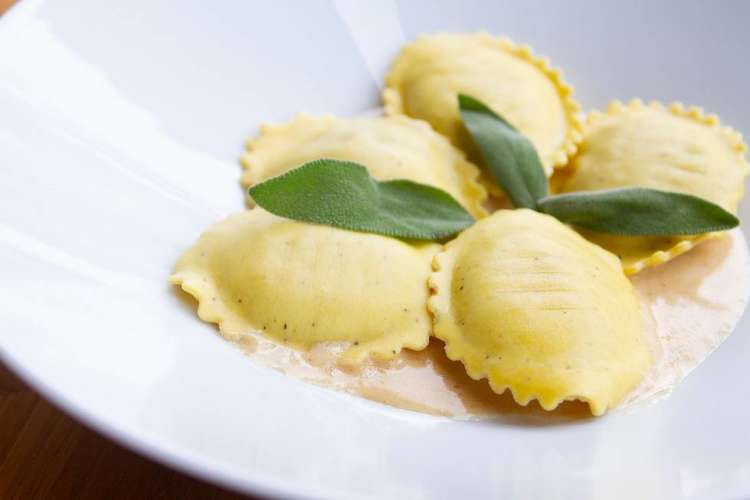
[458, 93, 548, 209]
[538, 188, 739, 236]
[248, 158, 475, 240]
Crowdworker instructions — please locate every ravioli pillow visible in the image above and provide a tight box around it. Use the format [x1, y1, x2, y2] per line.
[241, 114, 487, 219]
[383, 32, 582, 188]
[558, 100, 749, 274]
[429, 209, 652, 415]
[171, 209, 439, 364]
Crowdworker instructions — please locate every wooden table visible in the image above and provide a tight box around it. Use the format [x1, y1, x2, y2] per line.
[0, 363, 251, 499]
[0, 2, 252, 497]
[0, 0, 14, 15]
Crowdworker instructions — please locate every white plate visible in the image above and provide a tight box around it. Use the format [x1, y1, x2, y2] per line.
[1, 1, 749, 499]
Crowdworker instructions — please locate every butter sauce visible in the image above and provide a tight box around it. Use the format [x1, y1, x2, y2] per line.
[195, 229, 749, 419]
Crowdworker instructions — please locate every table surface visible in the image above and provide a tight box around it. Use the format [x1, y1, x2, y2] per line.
[0, 1, 251, 498]
[0, 363, 251, 499]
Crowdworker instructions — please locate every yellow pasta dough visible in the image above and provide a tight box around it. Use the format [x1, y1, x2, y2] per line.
[171, 209, 439, 364]
[383, 32, 582, 190]
[558, 99, 749, 274]
[240, 114, 487, 218]
[428, 209, 652, 415]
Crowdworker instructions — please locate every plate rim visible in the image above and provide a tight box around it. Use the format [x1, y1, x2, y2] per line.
[0, 347, 324, 499]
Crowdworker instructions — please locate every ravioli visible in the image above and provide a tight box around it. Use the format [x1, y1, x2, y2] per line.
[383, 32, 582, 191]
[428, 209, 652, 415]
[558, 99, 750, 274]
[171, 209, 439, 364]
[240, 114, 487, 218]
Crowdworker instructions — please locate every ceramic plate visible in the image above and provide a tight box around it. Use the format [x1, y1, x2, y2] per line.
[1, 1, 749, 498]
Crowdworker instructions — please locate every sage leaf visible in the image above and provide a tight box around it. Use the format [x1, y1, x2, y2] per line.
[459, 93, 548, 209]
[248, 158, 475, 240]
[538, 188, 739, 236]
